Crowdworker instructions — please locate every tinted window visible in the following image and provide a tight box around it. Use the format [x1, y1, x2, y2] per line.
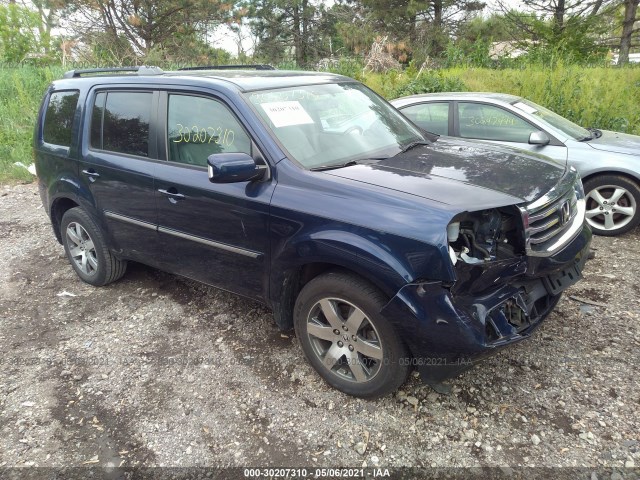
[458, 102, 536, 143]
[168, 95, 251, 167]
[101, 92, 152, 157]
[401, 102, 449, 135]
[43, 91, 79, 147]
[90, 92, 106, 149]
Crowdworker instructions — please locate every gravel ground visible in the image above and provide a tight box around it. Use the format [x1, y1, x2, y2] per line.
[0, 182, 639, 475]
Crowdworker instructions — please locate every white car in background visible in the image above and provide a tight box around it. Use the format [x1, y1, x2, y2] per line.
[391, 92, 640, 236]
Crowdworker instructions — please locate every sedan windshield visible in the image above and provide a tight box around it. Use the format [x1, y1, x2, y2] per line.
[513, 99, 592, 141]
[246, 83, 425, 169]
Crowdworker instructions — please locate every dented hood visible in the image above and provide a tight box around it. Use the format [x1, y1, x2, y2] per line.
[325, 138, 566, 209]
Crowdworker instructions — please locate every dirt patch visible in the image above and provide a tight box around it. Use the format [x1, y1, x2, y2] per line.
[0, 182, 639, 470]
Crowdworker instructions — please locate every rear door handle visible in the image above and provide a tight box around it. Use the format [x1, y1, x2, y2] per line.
[82, 169, 100, 182]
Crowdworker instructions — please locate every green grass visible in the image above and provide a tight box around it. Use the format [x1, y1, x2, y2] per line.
[1, 63, 639, 181]
[0, 65, 64, 182]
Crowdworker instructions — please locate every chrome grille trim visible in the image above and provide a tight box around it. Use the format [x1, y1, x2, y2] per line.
[520, 170, 586, 257]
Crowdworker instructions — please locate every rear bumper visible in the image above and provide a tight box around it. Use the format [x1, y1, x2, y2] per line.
[381, 223, 592, 386]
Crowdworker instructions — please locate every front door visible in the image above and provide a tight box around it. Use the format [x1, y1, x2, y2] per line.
[455, 101, 568, 164]
[154, 92, 274, 301]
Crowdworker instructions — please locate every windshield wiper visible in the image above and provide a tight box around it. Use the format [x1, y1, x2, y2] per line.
[310, 160, 359, 171]
[310, 157, 387, 171]
[400, 140, 431, 153]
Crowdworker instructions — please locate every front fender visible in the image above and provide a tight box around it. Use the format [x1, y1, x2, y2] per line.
[269, 222, 455, 303]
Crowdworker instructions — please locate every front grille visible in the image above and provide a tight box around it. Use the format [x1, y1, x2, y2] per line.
[521, 172, 585, 257]
[527, 189, 578, 250]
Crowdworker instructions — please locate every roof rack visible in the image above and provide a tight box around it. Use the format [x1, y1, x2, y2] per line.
[63, 66, 164, 79]
[178, 64, 276, 71]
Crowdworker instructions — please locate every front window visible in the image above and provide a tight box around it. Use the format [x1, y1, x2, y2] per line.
[458, 102, 537, 143]
[167, 94, 252, 167]
[246, 83, 423, 169]
[512, 99, 591, 141]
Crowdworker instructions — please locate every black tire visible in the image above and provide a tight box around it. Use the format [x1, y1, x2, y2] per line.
[294, 271, 410, 399]
[583, 174, 640, 236]
[60, 207, 127, 286]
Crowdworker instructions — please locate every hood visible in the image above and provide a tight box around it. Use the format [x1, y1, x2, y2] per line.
[325, 138, 565, 209]
[587, 130, 640, 156]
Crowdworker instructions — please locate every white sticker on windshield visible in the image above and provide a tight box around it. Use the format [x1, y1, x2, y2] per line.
[513, 101, 538, 115]
[261, 101, 314, 128]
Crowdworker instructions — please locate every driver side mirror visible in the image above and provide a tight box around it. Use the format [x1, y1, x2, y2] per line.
[529, 131, 550, 146]
[207, 153, 266, 184]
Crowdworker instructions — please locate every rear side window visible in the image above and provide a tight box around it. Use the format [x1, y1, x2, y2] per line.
[43, 90, 79, 147]
[91, 91, 152, 157]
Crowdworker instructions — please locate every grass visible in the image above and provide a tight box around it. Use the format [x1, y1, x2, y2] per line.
[1, 63, 639, 181]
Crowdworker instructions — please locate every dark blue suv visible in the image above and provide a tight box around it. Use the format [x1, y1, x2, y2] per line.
[34, 66, 591, 398]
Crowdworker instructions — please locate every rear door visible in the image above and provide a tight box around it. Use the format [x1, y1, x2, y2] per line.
[154, 90, 275, 301]
[79, 88, 160, 263]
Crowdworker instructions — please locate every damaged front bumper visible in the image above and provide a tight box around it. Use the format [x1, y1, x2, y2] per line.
[381, 222, 592, 389]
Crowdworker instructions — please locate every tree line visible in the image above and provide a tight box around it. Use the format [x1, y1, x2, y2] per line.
[0, 0, 638, 67]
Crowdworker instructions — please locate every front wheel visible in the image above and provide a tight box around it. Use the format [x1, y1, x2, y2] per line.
[294, 272, 410, 398]
[584, 175, 640, 236]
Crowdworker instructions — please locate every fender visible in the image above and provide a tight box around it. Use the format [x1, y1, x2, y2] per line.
[46, 173, 99, 243]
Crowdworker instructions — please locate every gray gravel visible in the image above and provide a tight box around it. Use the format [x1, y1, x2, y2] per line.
[0, 182, 639, 471]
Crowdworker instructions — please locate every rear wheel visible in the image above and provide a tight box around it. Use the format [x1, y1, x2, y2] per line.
[294, 271, 409, 398]
[61, 207, 127, 286]
[584, 175, 640, 236]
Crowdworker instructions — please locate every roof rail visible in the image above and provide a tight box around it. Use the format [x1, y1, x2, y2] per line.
[178, 64, 276, 71]
[63, 66, 164, 79]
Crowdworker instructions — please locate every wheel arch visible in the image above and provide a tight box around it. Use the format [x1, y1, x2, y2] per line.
[581, 170, 640, 188]
[50, 197, 80, 244]
[269, 231, 453, 330]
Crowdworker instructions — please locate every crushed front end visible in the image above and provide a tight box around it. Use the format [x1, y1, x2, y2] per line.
[381, 169, 592, 389]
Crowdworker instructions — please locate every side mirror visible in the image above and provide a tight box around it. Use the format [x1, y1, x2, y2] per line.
[528, 131, 550, 146]
[207, 153, 266, 184]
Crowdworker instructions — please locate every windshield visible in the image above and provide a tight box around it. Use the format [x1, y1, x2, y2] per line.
[246, 83, 425, 169]
[513, 99, 591, 141]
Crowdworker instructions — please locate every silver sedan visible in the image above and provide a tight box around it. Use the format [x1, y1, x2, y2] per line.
[391, 92, 640, 236]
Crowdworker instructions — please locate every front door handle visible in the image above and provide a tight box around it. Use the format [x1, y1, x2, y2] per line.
[158, 188, 185, 203]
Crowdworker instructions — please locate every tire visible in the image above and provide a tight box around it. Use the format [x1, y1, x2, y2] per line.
[60, 207, 127, 286]
[583, 175, 640, 236]
[294, 271, 410, 399]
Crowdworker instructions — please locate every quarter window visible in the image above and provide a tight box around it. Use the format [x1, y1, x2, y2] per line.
[43, 90, 79, 147]
[401, 102, 449, 135]
[91, 91, 152, 157]
[458, 102, 536, 143]
[167, 95, 251, 167]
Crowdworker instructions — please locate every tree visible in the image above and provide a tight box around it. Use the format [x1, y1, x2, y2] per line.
[67, 0, 235, 58]
[359, 0, 485, 59]
[496, 0, 615, 60]
[618, 0, 639, 64]
[0, 3, 40, 62]
[248, 0, 330, 66]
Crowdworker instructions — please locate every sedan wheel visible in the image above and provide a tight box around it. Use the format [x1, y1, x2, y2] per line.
[294, 271, 409, 398]
[584, 175, 640, 236]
